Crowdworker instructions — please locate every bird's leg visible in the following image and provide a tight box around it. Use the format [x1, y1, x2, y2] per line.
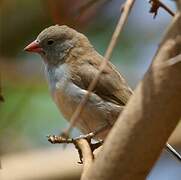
[74, 124, 109, 153]
[59, 123, 107, 139]
[47, 126, 105, 164]
[48, 124, 108, 148]
[75, 123, 109, 141]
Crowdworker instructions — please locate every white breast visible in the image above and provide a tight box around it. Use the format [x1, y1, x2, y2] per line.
[45, 63, 121, 139]
[46, 63, 70, 91]
[46, 63, 81, 119]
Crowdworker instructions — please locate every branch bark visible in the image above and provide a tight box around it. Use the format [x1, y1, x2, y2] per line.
[83, 2, 181, 180]
[47, 135, 94, 175]
[76, 139, 93, 180]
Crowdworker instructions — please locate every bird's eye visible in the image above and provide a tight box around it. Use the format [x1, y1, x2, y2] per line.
[47, 40, 54, 45]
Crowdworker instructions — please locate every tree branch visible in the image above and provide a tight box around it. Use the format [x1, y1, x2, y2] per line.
[76, 139, 94, 180]
[104, 0, 135, 60]
[83, 3, 181, 180]
[149, 0, 175, 18]
[47, 135, 94, 179]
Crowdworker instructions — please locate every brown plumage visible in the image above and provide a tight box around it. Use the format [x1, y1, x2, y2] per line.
[24, 25, 132, 139]
[69, 51, 132, 106]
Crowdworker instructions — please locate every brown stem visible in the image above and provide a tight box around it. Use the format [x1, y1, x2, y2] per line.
[159, 1, 175, 16]
[149, 0, 175, 18]
[76, 139, 94, 180]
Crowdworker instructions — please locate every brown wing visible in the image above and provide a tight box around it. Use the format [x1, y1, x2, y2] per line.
[71, 57, 133, 106]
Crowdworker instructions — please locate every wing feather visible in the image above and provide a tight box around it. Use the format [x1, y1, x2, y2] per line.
[70, 57, 133, 105]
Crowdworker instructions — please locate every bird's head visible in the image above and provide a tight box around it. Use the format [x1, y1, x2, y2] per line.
[24, 25, 91, 65]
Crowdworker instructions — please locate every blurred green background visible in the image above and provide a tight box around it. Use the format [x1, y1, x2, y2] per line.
[0, 0, 180, 179]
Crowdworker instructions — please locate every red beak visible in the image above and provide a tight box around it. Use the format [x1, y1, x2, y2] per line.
[24, 40, 43, 53]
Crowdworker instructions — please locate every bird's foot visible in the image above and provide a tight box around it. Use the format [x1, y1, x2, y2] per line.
[47, 133, 103, 149]
[47, 132, 103, 164]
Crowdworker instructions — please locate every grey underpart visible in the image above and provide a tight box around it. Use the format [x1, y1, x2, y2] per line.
[46, 63, 123, 139]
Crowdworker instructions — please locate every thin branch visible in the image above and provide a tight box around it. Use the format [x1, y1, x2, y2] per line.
[166, 143, 181, 162]
[159, 1, 175, 16]
[154, 54, 181, 68]
[149, 0, 175, 18]
[104, 0, 135, 60]
[65, 0, 136, 136]
[47, 135, 94, 174]
[76, 139, 94, 180]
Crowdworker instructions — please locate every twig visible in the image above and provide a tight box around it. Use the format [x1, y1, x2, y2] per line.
[47, 135, 75, 144]
[166, 143, 181, 162]
[154, 54, 181, 68]
[104, 1, 135, 60]
[47, 135, 94, 168]
[159, 1, 175, 16]
[65, 0, 136, 136]
[149, 0, 175, 18]
[76, 139, 94, 180]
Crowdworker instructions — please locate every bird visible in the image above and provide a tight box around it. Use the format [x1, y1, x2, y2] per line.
[24, 25, 132, 139]
[24, 25, 181, 161]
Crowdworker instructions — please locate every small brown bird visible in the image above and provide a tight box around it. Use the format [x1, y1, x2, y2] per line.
[24, 25, 132, 139]
[24, 25, 181, 161]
